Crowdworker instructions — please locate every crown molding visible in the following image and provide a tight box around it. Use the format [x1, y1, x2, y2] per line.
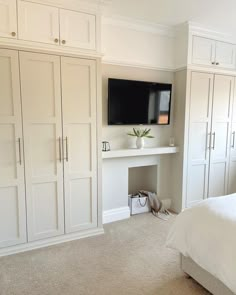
[22, 0, 111, 13]
[102, 56, 175, 72]
[102, 16, 175, 38]
[102, 17, 236, 42]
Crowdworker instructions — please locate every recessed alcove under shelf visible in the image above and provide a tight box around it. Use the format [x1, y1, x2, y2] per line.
[102, 146, 179, 223]
[128, 165, 158, 195]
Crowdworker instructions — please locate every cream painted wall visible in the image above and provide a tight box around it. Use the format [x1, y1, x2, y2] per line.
[102, 64, 176, 214]
[102, 17, 175, 70]
[102, 63, 175, 150]
[101, 17, 178, 217]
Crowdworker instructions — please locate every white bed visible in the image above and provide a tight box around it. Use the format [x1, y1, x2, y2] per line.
[167, 194, 236, 295]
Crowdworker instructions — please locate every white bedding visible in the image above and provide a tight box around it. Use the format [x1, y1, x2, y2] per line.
[167, 194, 236, 294]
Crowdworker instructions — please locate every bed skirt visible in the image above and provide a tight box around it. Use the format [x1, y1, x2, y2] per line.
[181, 255, 235, 295]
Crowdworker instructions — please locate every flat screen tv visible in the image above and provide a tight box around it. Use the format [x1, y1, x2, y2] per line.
[108, 78, 172, 125]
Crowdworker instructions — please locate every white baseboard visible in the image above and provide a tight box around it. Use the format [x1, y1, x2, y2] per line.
[103, 206, 130, 224]
[0, 227, 104, 258]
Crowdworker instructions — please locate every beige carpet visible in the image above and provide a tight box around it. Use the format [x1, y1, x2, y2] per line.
[0, 214, 210, 295]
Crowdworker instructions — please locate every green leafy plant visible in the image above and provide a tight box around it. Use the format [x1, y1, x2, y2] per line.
[127, 128, 154, 138]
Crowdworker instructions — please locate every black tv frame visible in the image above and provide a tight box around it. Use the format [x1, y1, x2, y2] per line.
[108, 78, 172, 126]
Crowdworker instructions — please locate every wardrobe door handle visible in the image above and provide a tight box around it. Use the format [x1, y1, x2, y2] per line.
[211, 61, 215, 65]
[216, 62, 220, 66]
[212, 132, 216, 150]
[65, 137, 69, 162]
[11, 32, 16, 37]
[62, 40, 66, 45]
[17, 138, 22, 165]
[207, 133, 211, 149]
[59, 137, 62, 162]
[232, 131, 236, 148]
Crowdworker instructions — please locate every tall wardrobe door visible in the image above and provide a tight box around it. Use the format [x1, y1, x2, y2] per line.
[61, 57, 97, 233]
[19, 52, 64, 241]
[208, 75, 233, 197]
[228, 80, 236, 194]
[186, 72, 213, 207]
[0, 49, 27, 248]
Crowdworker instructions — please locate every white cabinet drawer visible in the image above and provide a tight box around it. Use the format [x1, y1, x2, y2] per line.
[0, 0, 17, 39]
[18, 1, 59, 45]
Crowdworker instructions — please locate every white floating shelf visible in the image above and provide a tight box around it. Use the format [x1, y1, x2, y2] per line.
[102, 146, 179, 159]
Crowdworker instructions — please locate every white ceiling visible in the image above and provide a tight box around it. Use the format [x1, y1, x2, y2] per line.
[103, 0, 236, 35]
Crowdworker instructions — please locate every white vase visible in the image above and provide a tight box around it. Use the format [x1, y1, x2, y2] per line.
[136, 137, 144, 149]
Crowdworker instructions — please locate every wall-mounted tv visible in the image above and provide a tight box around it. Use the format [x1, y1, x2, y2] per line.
[108, 78, 172, 125]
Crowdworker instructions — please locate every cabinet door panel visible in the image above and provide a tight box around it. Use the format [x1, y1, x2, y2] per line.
[209, 162, 228, 197]
[209, 75, 233, 197]
[18, 1, 59, 45]
[20, 52, 64, 241]
[0, 124, 17, 180]
[192, 36, 215, 66]
[186, 72, 213, 207]
[61, 57, 97, 233]
[0, 49, 26, 248]
[68, 124, 92, 173]
[29, 124, 57, 177]
[186, 165, 208, 206]
[0, 0, 17, 38]
[228, 82, 236, 194]
[228, 161, 236, 194]
[32, 182, 59, 235]
[60, 9, 96, 50]
[211, 122, 229, 159]
[21, 59, 57, 119]
[69, 178, 93, 227]
[0, 55, 15, 116]
[215, 41, 235, 69]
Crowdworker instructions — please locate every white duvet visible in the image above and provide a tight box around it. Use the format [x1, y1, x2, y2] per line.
[167, 194, 236, 294]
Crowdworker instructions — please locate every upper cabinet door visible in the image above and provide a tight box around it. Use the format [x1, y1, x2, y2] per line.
[18, 1, 59, 45]
[0, 0, 17, 38]
[215, 41, 236, 69]
[192, 36, 215, 66]
[59, 9, 96, 50]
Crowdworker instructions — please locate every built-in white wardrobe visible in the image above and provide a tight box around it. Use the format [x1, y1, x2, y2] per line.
[172, 26, 236, 212]
[186, 72, 234, 207]
[0, 48, 101, 253]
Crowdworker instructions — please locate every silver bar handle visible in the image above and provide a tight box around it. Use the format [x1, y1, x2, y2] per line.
[212, 132, 216, 150]
[207, 133, 211, 149]
[59, 137, 62, 162]
[18, 138, 22, 165]
[65, 137, 69, 162]
[232, 131, 236, 149]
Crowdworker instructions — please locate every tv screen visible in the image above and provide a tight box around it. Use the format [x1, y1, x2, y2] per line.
[108, 78, 172, 125]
